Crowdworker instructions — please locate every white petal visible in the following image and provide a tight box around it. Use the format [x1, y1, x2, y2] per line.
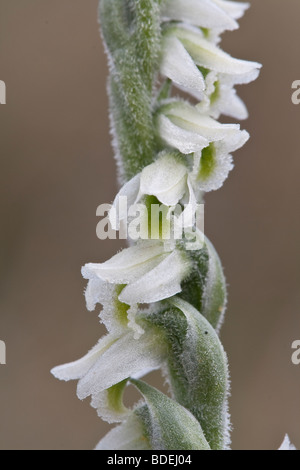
[174, 177, 198, 231]
[77, 330, 165, 400]
[140, 153, 188, 206]
[158, 114, 209, 154]
[216, 89, 248, 120]
[84, 277, 107, 312]
[163, 102, 241, 141]
[278, 435, 297, 451]
[95, 414, 151, 450]
[197, 83, 249, 120]
[215, 128, 249, 154]
[212, 0, 249, 20]
[51, 334, 118, 381]
[170, 26, 261, 78]
[127, 305, 145, 339]
[162, 0, 238, 31]
[83, 278, 130, 333]
[192, 129, 248, 193]
[119, 250, 190, 305]
[221, 69, 261, 86]
[174, 70, 218, 104]
[109, 174, 141, 230]
[161, 36, 205, 96]
[91, 384, 130, 424]
[82, 242, 167, 284]
[193, 149, 234, 192]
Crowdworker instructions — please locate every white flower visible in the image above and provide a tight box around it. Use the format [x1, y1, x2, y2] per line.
[96, 378, 211, 450]
[110, 151, 198, 236]
[160, 36, 206, 97]
[191, 131, 249, 192]
[95, 413, 151, 450]
[162, 0, 250, 47]
[158, 101, 248, 152]
[82, 240, 194, 335]
[192, 143, 234, 193]
[165, 24, 260, 80]
[160, 25, 261, 119]
[84, 279, 136, 336]
[156, 102, 249, 192]
[161, 0, 251, 47]
[138, 152, 188, 206]
[162, 0, 239, 32]
[51, 326, 167, 423]
[278, 435, 296, 451]
[194, 74, 249, 120]
[211, 0, 249, 21]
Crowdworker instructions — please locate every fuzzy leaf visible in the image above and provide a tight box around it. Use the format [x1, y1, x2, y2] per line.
[131, 379, 211, 450]
[180, 236, 227, 331]
[146, 298, 230, 449]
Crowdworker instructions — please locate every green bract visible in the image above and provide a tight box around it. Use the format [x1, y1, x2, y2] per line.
[145, 298, 230, 449]
[131, 379, 211, 450]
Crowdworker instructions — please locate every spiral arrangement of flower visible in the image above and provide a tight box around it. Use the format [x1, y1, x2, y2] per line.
[52, 0, 295, 451]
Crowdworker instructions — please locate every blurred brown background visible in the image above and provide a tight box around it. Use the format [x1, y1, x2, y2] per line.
[0, 0, 299, 450]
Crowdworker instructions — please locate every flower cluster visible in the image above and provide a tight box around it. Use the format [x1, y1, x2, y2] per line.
[52, 0, 294, 451]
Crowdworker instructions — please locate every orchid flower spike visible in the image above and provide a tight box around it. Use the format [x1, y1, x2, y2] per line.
[50, 0, 293, 453]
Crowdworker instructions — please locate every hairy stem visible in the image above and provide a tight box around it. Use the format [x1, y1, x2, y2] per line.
[100, 0, 163, 181]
